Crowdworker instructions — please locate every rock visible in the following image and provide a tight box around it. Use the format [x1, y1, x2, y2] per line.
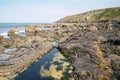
[0, 54, 10, 61]
[0, 42, 52, 79]
[0, 77, 8, 80]
[58, 21, 120, 80]
[0, 45, 4, 54]
[52, 42, 59, 47]
[80, 71, 87, 76]
[109, 54, 120, 79]
[0, 35, 3, 42]
[25, 26, 39, 33]
[58, 37, 109, 79]
[4, 48, 17, 53]
[0, 21, 120, 80]
[87, 26, 98, 31]
[0, 33, 52, 80]
[8, 28, 18, 36]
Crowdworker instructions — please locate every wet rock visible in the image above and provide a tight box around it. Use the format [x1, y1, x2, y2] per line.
[0, 54, 10, 61]
[0, 34, 52, 80]
[40, 52, 72, 80]
[8, 28, 18, 36]
[52, 42, 59, 47]
[25, 26, 39, 33]
[4, 48, 17, 53]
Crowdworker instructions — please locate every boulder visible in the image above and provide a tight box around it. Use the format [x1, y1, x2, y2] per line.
[25, 26, 39, 33]
[87, 26, 98, 31]
[7, 28, 18, 36]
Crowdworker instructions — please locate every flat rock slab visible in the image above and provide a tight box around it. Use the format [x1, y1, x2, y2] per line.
[0, 54, 10, 61]
[4, 48, 17, 53]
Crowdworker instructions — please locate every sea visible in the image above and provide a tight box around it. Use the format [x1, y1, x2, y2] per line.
[0, 23, 41, 34]
[0, 23, 42, 38]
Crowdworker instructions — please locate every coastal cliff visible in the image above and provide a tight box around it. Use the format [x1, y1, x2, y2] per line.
[57, 7, 120, 23]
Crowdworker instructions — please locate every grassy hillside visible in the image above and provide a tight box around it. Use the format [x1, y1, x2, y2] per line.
[57, 7, 120, 23]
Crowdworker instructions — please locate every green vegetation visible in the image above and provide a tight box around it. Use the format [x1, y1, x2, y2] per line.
[94, 8, 120, 20]
[57, 7, 120, 23]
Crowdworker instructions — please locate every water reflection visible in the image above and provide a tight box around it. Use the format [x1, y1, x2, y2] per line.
[15, 48, 58, 80]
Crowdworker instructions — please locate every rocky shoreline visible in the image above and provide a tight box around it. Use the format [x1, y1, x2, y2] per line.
[0, 23, 76, 80]
[58, 20, 120, 80]
[0, 35, 53, 80]
[0, 20, 120, 80]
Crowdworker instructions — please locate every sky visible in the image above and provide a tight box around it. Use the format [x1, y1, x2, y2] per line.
[0, 0, 120, 23]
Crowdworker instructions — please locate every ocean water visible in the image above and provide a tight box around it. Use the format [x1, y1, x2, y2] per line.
[15, 48, 59, 80]
[0, 23, 40, 34]
[0, 23, 57, 38]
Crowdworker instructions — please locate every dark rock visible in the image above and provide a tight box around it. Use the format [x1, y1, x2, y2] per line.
[109, 54, 120, 79]
[58, 21, 120, 80]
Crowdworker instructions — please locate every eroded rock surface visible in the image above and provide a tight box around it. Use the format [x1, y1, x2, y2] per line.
[1, 20, 120, 80]
[0, 32, 53, 80]
[0, 23, 75, 80]
[58, 20, 120, 80]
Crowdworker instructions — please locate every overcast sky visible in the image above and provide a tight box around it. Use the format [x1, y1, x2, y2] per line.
[0, 0, 120, 23]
